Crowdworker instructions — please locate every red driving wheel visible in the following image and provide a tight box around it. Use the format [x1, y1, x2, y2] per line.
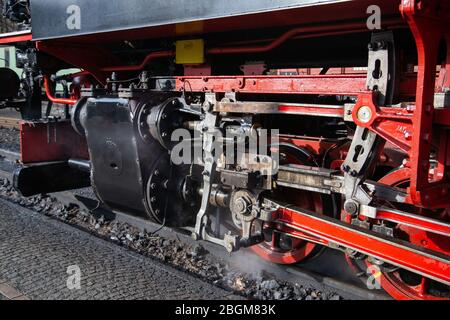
[251, 189, 323, 264]
[365, 168, 450, 300]
[251, 144, 328, 264]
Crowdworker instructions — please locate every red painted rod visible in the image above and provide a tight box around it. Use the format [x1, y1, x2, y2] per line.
[43, 76, 77, 105]
[208, 23, 366, 55]
[277, 205, 450, 285]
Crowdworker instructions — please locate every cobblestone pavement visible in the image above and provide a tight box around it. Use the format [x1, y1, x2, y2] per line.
[0, 198, 241, 300]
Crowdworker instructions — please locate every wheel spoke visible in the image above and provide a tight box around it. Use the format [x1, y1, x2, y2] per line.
[418, 277, 428, 297]
[271, 232, 278, 250]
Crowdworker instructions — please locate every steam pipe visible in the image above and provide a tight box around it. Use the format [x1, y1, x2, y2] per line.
[101, 50, 174, 72]
[43, 76, 77, 105]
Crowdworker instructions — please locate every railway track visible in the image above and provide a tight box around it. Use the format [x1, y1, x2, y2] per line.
[0, 145, 391, 300]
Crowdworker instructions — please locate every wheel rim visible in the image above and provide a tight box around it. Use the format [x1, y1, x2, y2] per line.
[251, 190, 323, 264]
[366, 168, 450, 300]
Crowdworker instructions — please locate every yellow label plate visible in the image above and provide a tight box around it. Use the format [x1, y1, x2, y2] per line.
[175, 39, 205, 65]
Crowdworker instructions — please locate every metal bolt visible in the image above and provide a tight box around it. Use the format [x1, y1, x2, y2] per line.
[404, 131, 412, 140]
[344, 200, 359, 215]
[356, 106, 372, 123]
[405, 105, 415, 112]
[235, 198, 248, 215]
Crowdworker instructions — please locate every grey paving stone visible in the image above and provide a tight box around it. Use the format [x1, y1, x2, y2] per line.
[0, 198, 241, 300]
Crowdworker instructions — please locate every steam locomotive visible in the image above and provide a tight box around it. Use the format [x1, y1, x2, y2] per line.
[0, 0, 449, 300]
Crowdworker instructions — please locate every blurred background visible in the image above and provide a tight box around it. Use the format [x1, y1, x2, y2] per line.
[0, 0, 20, 75]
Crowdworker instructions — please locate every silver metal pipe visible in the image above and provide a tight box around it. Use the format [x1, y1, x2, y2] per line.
[68, 159, 91, 173]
